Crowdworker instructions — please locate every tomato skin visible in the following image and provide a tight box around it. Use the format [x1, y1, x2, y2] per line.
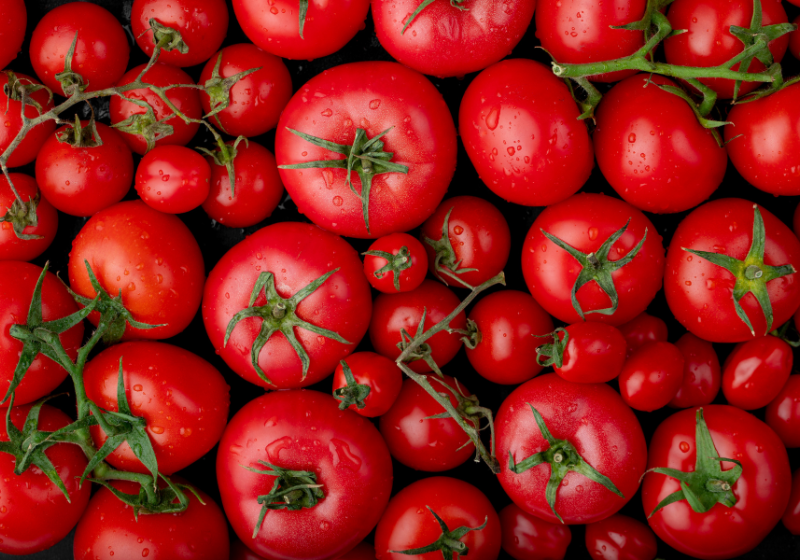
[554, 322, 627, 384]
[217, 390, 393, 560]
[668, 333, 721, 408]
[465, 290, 554, 385]
[0, 72, 56, 168]
[594, 74, 727, 213]
[136, 145, 211, 214]
[0, 261, 83, 406]
[722, 336, 792, 410]
[68, 200, 205, 340]
[522, 193, 665, 326]
[0, 404, 91, 555]
[0, 174, 57, 261]
[499, 503, 572, 560]
[642, 405, 791, 559]
[73, 480, 229, 560]
[459, 59, 593, 207]
[497, 373, 647, 525]
[372, 0, 535, 78]
[332, 351, 402, 417]
[665, 198, 800, 343]
[585, 514, 657, 560]
[765, 375, 800, 447]
[618, 312, 668, 359]
[0, 0, 24, 70]
[783, 469, 800, 535]
[619, 341, 685, 412]
[363, 233, 428, 294]
[374, 477, 501, 560]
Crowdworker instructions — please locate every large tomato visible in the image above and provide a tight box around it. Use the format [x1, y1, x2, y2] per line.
[0, 72, 56, 168]
[0, 173, 57, 262]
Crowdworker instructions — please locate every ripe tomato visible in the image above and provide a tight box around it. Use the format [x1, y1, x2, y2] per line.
[522, 193, 665, 326]
[372, 0, 535, 78]
[766, 375, 800, 448]
[0, 174, 57, 262]
[331, 351, 402, 417]
[203, 222, 372, 390]
[68, 200, 205, 340]
[217, 390, 392, 560]
[0, 72, 56, 168]
[0, 0, 25, 71]
[783, 469, 800, 535]
[499, 503, 572, 560]
[618, 341, 685, 412]
[669, 333, 721, 408]
[276, 61, 456, 239]
[543, 322, 627, 384]
[135, 145, 211, 214]
[618, 312, 668, 358]
[374, 476, 501, 560]
[585, 514, 657, 560]
[420, 195, 510, 288]
[363, 233, 428, 294]
[594, 74, 727, 213]
[722, 335, 792, 410]
[459, 59, 593, 207]
[35, 121, 133, 216]
[497, 373, 647, 525]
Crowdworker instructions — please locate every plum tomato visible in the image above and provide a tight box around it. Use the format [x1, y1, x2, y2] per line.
[0, 72, 56, 168]
[585, 514, 658, 560]
[668, 333, 721, 409]
[332, 351, 402, 417]
[783, 469, 800, 535]
[0, 0, 25, 71]
[618, 341, 685, 412]
[363, 233, 428, 294]
[135, 145, 211, 214]
[0, 173, 57, 262]
[722, 335, 792, 410]
[499, 503, 572, 560]
[618, 312, 669, 358]
[538, 322, 627, 384]
[766, 375, 800, 448]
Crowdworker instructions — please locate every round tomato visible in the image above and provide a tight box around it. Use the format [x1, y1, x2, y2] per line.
[766, 374, 800, 447]
[783, 469, 800, 535]
[0, 72, 56, 168]
[618, 341, 685, 412]
[722, 335, 792, 410]
[363, 233, 428, 294]
[0, 173, 57, 262]
[585, 514, 658, 560]
[669, 333, 721, 409]
[217, 389, 392, 560]
[499, 503, 572, 560]
[135, 145, 211, 214]
[0, 0, 25, 71]
[543, 321, 627, 384]
[276, 61, 456, 239]
[332, 351, 402, 417]
[459, 59, 593, 207]
[618, 312, 669, 358]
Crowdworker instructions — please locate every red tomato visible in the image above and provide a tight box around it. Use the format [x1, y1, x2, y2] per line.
[619, 341, 685, 412]
[642, 405, 791, 559]
[0, 261, 83, 406]
[499, 503, 572, 560]
[276, 61, 456, 239]
[199, 44, 293, 138]
[0, 404, 91, 555]
[332, 351, 402, 417]
[363, 233, 428, 294]
[585, 514, 657, 560]
[722, 335, 792, 410]
[766, 375, 800, 448]
[420, 195, 511, 288]
[68, 200, 205, 340]
[217, 390, 392, 560]
[232, 0, 371, 60]
[618, 312, 669, 358]
[374, 477, 501, 560]
[203, 222, 372, 390]
[132, 0, 229, 68]
[0, 0, 25, 70]
[0, 72, 56, 168]
[73, 480, 229, 560]
[29, 2, 129, 97]
[135, 145, 211, 214]
[594, 74, 727, 213]
[497, 373, 647, 525]
[465, 290, 554, 385]
[522, 193, 665, 326]
[783, 469, 800, 535]
[36, 121, 133, 216]
[668, 333, 721, 408]
[459, 59, 593, 207]
[546, 322, 627, 384]
[372, 0, 535, 78]
[0, 174, 57, 262]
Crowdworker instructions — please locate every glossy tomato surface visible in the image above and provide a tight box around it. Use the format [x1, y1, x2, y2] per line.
[135, 145, 211, 214]
[722, 336, 793, 410]
[585, 514, 658, 560]
[552, 322, 627, 384]
[499, 503, 572, 560]
[766, 374, 800, 448]
[0, 0, 25, 71]
[618, 341, 685, 412]
[669, 333, 721, 409]
[0, 173, 57, 261]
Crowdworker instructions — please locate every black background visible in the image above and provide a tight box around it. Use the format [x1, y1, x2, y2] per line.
[5, 0, 800, 558]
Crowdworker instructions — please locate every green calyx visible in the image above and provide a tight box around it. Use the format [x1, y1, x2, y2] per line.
[390, 506, 487, 560]
[423, 207, 478, 289]
[402, 0, 467, 34]
[645, 408, 742, 517]
[333, 360, 371, 410]
[3, 70, 52, 115]
[111, 96, 175, 153]
[89, 474, 201, 519]
[508, 404, 624, 524]
[363, 245, 413, 291]
[197, 135, 247, 197]
[278, 127, 410, 235]
[147, 19, 189, 54]
[0, 191, 44, 241]
[57, 114, 103, 149]
[396, 307, 444, 376]
[55, 32, 88, 97]
[201, 53, 261, 132]
[535, 328, 569, 369]
[224, 270, 351, 386]
[541, 218, 647, 320]
[682, 204, 795, 336]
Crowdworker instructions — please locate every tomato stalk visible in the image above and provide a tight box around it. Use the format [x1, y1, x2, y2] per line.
[422, 206, 479, 289]
[333, 360, 372, 410]
[389, 506, 487, 558]
[362, 245, 413, 292]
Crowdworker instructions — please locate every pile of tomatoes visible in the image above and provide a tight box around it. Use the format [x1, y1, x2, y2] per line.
[1, 0, 800, 559]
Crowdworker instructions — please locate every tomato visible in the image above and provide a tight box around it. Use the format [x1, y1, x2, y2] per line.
[0, 72, 56, 168]
[642, 406, 791, 559]
[594, 74, 727, 213]
[665, 199, 800, 343]
[36, 120, 133, 216]
[331, 351, 402, 417]
[135, 145, 211, 214]
[0, 173, 57, 262]
[363, 233, 428, 294]
[542, 322, 627, 384]
[203, 222, 372, 390]
[499, 503, 572, 560]
[618, 312, 668, 358]
[132, 0, 229, 68]
[722, 335, 792, 410]
[374, 476, 501, 560]
[217, 389, 392, 560]
[585, 514, 657, 560]
[372, 0, 535, 78]
[522, 193, 664, 326]
[669, 333, 721, 409]
[201, 139, 283, 228]
[618, 341, 685, 412]
[109, 63, 202, 156]
[724, 82, 800, 195]
[0, 403, 91, 555]
[497, 373, 647, 524]
[29, 2, 129, 97]
[420, 195, 510, 288]
[0, 261, 83, 406]
[379, 375, 476, 471]
[68, 200, 205, 340]
[370, 279, 465, 374]
[0, 0, 25, 71]
[766, 374, 800, 447]
[459, 59, 593, 207]
[232, 0, 371, 60]
[783, 469, 800, 535]
[199, 44, 293, 138]
[664, 0, 789, 99]
[465, 290, 554, 385]
[73, 479, 229, 560]
[276, 61, 456, 239]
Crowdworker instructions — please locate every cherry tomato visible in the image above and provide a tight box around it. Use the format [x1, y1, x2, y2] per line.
[0, 173, 57, 262]
[363, 233, 428, 294]
[668, 333, 721, 408]
[331, 351, 403, 417]
[0, 0, 25, 71]
[783, 469, 800, 535]
[585, 514, 657, 560]
[722, 335, 792, 410]
[546, 322, 627, 384]
[618, 312, 669, 358]
[619, 341, 685, 412]
[135, 145, 211, 214]
[766, 375, 800, 448]
[0, 72, 56, 168]
[499, 503, 572, 560]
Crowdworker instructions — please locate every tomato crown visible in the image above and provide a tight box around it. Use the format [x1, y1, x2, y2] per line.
[389, 506, 487, 559]
[333, 359, 372, 410]
[423, 206, 479, 289]
[401, 0, 468, 34]
[363, 245, 413, 292]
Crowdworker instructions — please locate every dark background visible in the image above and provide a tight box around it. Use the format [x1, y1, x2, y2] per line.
[5, 0, 800, 558]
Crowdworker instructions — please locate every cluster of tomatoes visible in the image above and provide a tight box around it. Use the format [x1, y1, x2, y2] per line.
[1, 0, 800, 559]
